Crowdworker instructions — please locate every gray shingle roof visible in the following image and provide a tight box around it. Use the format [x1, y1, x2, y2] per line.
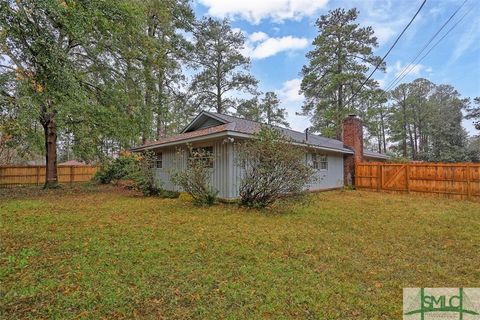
[133, 110, 389, 159]
[204, 111, 353, 154]
[363, 150, 390, 160]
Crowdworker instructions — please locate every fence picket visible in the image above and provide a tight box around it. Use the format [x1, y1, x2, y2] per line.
[356, 162, 480, 201]
[0, 165, 98, 187]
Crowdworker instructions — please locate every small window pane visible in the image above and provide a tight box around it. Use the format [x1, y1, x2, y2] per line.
[189, 147, 214, 168]
[311, 153, 327, 170]
[320, 154, 328, 171]
[155, 153, 162, 168]
[311, 153, 319, 169]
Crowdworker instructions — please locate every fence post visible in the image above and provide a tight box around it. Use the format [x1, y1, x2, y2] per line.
[379, 164, 383, 190]
[36, 166, 40, 186]
[406, 164, 410, 193]
[70, 166, 75, 183]
[466, 163, 471, 200]
[377, 164, 381, 191]
[354, 162, 358, 188]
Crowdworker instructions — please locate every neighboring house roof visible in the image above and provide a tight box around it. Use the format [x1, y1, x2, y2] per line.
[363, 150, 390, 160]
[24, 160, 46, 166]
[132, 111, 389, 159]
[59, 160, 87, 166]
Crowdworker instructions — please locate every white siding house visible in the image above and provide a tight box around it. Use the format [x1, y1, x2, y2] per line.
[132, 111, 388, 199]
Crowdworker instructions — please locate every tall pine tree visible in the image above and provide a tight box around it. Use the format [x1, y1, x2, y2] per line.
[300, 8, 384, 139]
[236, 92, 289, 127]
[190, 18, 257, 114]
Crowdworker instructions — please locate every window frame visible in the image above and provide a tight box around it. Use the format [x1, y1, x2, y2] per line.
[311, 152, 328, 171]
[319, 154, 328, 171]
[189, 146, 214, 168]
[155, 152, 163, 169]
[311, 153, 319, 170]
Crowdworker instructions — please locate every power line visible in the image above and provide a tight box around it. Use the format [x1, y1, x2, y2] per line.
[343, 0, 427, 108]
[385, 0, 469, 91]
[387, 4, 474, 91]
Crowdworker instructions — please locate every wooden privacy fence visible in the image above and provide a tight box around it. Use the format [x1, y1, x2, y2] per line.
[0, 165, 99, 187]
[355, 162, 480, 201]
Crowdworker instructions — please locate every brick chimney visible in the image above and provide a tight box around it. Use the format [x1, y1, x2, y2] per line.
[342, 114, 363, 186]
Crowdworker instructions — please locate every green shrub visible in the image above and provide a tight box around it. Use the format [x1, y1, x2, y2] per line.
[128, 151, 163, 196]
[94, 152, 138, 184]
[171, 146, 218, 205]
[94, 151, 166, 197]
[159, 190, 181, 199]
[238, 127, 313, 208]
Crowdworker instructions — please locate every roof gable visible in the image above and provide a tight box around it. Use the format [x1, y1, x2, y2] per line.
[181, 112, 228, 133]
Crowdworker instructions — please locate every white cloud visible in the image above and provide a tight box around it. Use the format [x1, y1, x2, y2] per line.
[372, 26, 397, 45]
[249, 31, 269, 42]
[198, 0, 329, 24]
[275, 78, 310, 131]
[278, 78, 303, 104]
[451, 14, 480, 62]
[392, 61, 423, 77]
[376, 60, 427, 90]
[350, 0, 423, 46]
[248, 36, 308, 59]
[241, 30, 309, 59]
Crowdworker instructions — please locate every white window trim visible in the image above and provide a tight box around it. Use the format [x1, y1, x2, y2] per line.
[155, 153, 163, 169]
[319, 154, 328, 171]
[189, 146, 214, 168]
[311, 153, 328, 171]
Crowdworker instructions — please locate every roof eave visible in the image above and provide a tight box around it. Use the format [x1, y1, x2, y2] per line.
[131, 130, 354, 154]
[364, 155, 390, 160]
[131, 131, 242, 151]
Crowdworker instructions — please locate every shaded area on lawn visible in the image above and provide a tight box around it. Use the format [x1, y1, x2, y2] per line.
[1, 185, 479, 319]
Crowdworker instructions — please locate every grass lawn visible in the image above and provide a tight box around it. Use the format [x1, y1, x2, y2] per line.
[1, 185, 479, 319]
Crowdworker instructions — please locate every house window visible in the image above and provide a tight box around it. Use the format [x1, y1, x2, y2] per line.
[312, 153, 328, 171]
[319, 154, 328, 170]
[189, 146, 214, 168]
[311, 153, 319, 169]
[155, 153, 162, 169]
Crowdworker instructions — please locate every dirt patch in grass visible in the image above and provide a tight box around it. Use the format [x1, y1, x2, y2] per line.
[1, 185, 479, 319]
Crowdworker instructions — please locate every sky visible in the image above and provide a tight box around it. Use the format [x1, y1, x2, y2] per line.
[193, 0, 480, 136]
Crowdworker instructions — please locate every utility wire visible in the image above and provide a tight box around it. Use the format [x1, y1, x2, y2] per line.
[385, 0, 469, 91]
[387, 5, 473, 90]
[343, 0, 427, 108]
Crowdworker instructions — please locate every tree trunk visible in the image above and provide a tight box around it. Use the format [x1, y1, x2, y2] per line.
[43, 115, 58, 188]
[413, 123, 418, 158]
[336, 84, 343, 140]
[407, 124, 415, 160]
[401, 96, 408, 158]
[377, 123, 382, 153]
[402, 120, 408, 158]
[142, 20, 156, 144]
[156, 62, 166, 140]
[216, 61, 222, 113]
[380, 108, 387, 153]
